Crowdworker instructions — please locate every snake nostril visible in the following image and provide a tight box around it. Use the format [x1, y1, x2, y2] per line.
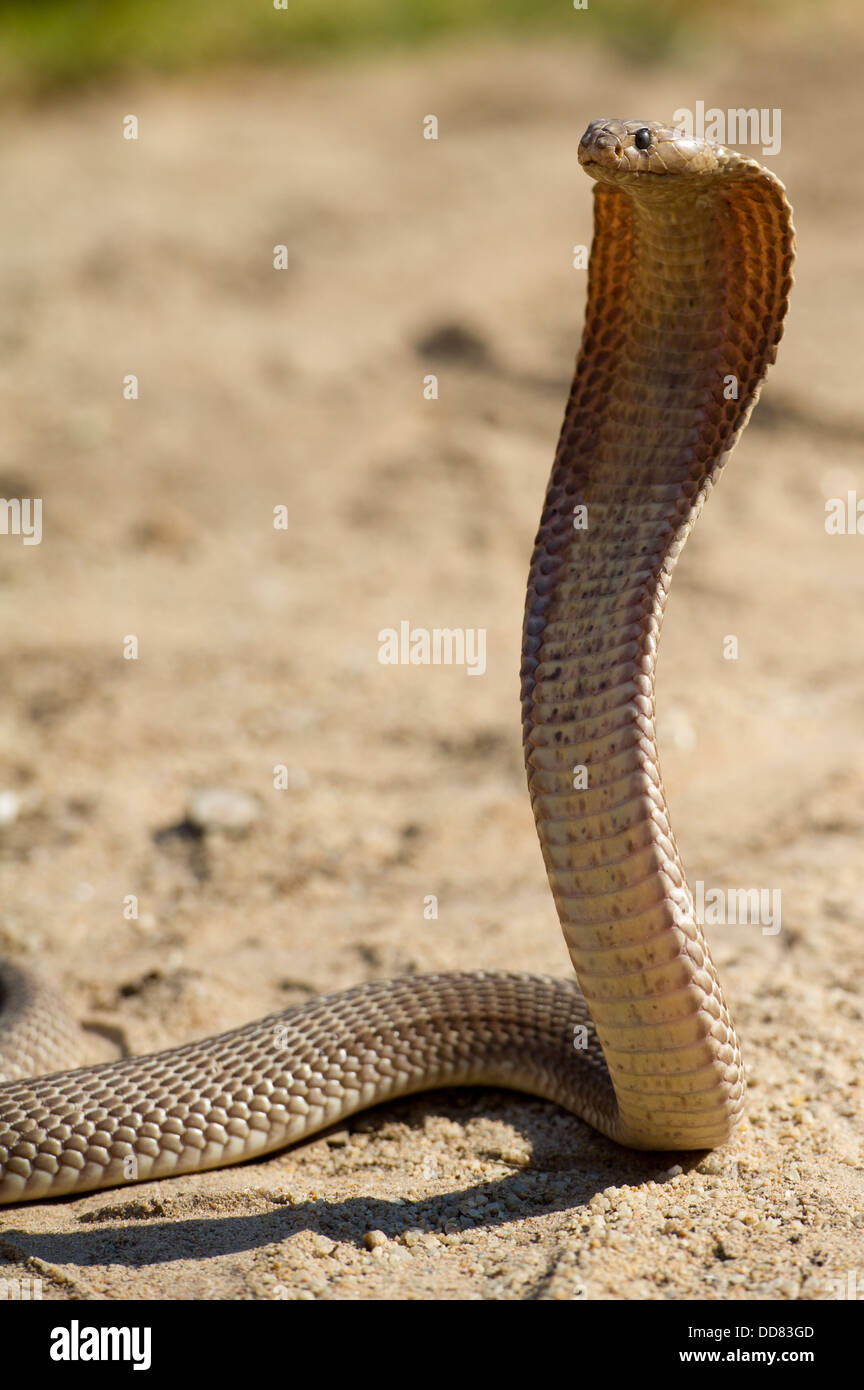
[614, 142, 623, 158]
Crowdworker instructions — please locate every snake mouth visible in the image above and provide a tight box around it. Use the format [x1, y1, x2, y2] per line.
[580, 155, 672, 179]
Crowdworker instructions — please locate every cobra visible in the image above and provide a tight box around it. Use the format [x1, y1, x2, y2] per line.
[0, 119, 794, 1202]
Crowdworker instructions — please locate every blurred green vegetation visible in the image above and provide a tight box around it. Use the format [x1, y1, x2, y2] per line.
[0, 0, 788, 95]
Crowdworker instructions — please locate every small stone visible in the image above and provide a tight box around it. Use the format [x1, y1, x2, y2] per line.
[187, 787, 260, 833]
[363, 1229, 388, 1250]
[0, 790, 20, 827]
[696, 1154, 725, 1175]
[310, 1235, 336, 1257]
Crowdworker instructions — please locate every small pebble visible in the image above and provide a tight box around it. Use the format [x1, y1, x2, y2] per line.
[310, 1235, 336, 1257]
[363, 1229, 388, 1250]
[0, 790, 20, 827]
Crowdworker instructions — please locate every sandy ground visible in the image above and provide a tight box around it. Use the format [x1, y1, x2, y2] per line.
[0, 30, 862, 1301]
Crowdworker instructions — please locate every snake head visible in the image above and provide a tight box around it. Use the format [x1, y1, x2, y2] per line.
[578, 119, 718, 184]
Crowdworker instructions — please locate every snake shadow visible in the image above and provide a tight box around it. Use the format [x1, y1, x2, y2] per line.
[0, 1091, 705, 1271]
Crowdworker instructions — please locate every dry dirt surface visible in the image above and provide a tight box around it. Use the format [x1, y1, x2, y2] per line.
[0, 32, 862, 1301]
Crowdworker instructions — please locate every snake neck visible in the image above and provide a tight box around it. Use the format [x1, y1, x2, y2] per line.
[521, 171, 792, 1150]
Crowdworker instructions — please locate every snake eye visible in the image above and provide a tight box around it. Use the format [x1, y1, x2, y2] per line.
[634, 127, 653, 151]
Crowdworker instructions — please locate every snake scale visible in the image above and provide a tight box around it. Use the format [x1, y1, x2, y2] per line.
[0, 119, 794, 1203]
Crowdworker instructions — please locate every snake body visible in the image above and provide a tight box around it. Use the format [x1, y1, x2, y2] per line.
[0, 120, 794, 1203]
